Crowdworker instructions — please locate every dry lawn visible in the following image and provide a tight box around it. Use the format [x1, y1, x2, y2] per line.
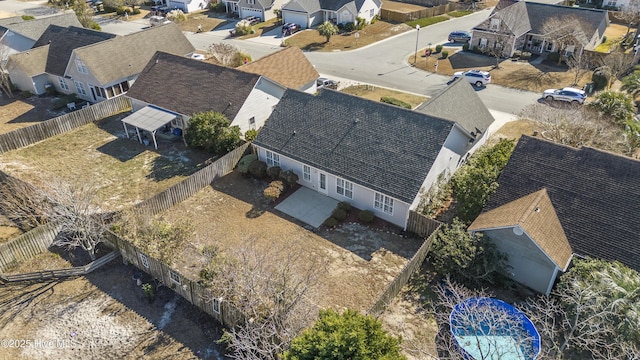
[0, 115, 212, 211]
[177, 12, 230, 33]
[0, 96, 65, 134]
[285, 21, 413, 52]
[341, 85, 428, 109]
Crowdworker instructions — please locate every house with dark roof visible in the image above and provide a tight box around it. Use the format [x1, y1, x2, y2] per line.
[0, 11, 81, 64]
[281, 0, 382, 29]
[125, 51, 287, 136]
[468, 136, 640, 294]
[239, 47, 319, 93]
[253, 88, 487, 229]
[470, 0, 608, 58]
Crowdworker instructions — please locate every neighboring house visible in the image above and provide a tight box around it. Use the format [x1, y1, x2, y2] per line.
[253, 87, 493, 229]
[125, 51, 287, 136]
[0, 11, 81, 64]
[225, 0, 289, 21]
[5, 45, 50, 95]
[166, 0, 211, 13]
[468, 136, 640, 294]
[239, 47, 319, 93]
[470, 0, 608, 58]
[281, 0, 382, 29]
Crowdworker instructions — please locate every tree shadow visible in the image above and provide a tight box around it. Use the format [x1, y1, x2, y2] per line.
[302, 42, 327, 51]
[448, 51, 496, 69]
[96, 137, 146, 162]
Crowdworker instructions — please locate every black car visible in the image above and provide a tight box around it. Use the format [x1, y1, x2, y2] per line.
[448, 31, 471, 43]
[282, 23, 301, 36]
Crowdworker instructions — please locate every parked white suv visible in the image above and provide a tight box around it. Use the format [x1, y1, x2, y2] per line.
[452, 70, 491, 87]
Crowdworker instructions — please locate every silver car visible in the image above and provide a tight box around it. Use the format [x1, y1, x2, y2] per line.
[542, 87, 586, 104]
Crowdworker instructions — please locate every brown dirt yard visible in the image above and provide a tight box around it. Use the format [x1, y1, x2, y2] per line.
[341, 85, 428, 109]
[159, 170, 426, 312]
[0, 95, 67, 135]
[0, 114, 213, 211]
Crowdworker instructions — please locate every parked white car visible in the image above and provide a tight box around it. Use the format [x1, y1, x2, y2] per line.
[149, 16, 171, 27]
[452, 70, 491, 87]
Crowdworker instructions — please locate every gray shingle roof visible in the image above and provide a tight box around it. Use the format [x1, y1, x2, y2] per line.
[484, 136, 640, 273]
[125, 51, 262, 119]
[415, 78, 494, 138]
[282, 0, 322, 13]
[3, 11, 81, 41]
[6, 44, 49, 76]
[283, 0, 370, 12]
[74, 23, 194, 85]
[32, 25, 116, 77]
[253, 89, 456, 203]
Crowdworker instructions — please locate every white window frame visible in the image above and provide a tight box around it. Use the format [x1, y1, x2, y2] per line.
[58, 77, 70, 91]
[212, 298, 221, 314]
[75, 59, 88, 74]
[169, 270, 181, 285]
[490, 18, 500, 30]
[139, 253, 150, 268]
[303, 165, 311, 182]
[369, 9, 374, 17]
[265, 150, 280, 167]
[374, 192, 394, 215]
[249, 116, 256, 129]
[336, 178, 353, 199]
[479, 38, 488, 49]
[74, 81, 87, 96]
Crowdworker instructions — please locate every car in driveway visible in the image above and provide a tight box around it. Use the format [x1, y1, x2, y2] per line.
[448, 31, 471, 43]
[282, 23, 301, 36]
[542, 87, 586, 104]
[317, 77, 339, 89]
[453, 70, 491, 87]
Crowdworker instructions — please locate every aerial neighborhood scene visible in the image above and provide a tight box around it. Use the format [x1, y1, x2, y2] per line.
[1, 0, 640, 357]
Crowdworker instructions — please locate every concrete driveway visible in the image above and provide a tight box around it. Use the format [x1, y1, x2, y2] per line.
[275, 187, 338, 228]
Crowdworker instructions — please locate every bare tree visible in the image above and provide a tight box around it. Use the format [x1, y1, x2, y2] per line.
[541, 16, 586, 65]
[483, 31, 512, 69]
[0, 175, 50, 231]
[0, 45, 14, 98]
[200, 240, 325, 359]
[208, 43, 247, 67]
[595, 50, 636, 88]
[618, 0, 640, 38]
[565, 51, 592, 87]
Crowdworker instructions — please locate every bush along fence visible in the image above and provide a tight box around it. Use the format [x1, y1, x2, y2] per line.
[0, 221, 62, 273]
[0, 96, 132, 154]
[368, 212, 442, 317]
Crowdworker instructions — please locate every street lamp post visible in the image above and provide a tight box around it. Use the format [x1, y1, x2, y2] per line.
[414, 24, 420, 65]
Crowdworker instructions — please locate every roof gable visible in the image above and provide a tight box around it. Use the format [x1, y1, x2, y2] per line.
[282, 0, 322, 12]
[415, 78, 494, 137]
[125, 51, 262, 119]
[6, 44, 49, 76]
[73, 23, 194, 85]
[469, 188, 573, 270]
[484, 136, 640, 273]
[525, 2, 607, 37]
[253, 89, 456, 203]
[239, 47, 319, 90]
[4, 12, 81, 41]
[32, 25, 116, 77]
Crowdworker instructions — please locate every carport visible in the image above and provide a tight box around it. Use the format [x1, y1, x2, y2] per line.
[275, 187, 339, 228]
[121, 106, 178, 149]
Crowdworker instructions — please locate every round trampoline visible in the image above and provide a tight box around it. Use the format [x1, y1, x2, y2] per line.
[449, 297, 541, 360]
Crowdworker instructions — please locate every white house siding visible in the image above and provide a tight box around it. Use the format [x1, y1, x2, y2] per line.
[167, 0, 210, 13]
[232, 78, 285, 134]
[255, 147, 411, 228]
[283, 10, 311, 28]
[7, 67, 40, 95]
[65, 53, 102, 102]
[482, 227, 558, 295]
[47, 74, 73, 96]
[357, 0, 379, 23]
[338, 8, 355, 24]
[32, 74, 49, 95]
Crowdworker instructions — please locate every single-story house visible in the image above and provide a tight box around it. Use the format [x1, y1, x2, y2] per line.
[468, 136, 640, 294]
[281, 0, 382, 29]
[0, 11, 80, 64]
[166, 0, 211, 13]
[470, 0, 608, 58]
[125, 51, 287, 137]
[239, 47, 319, 93]
[253, 84, 494, 229]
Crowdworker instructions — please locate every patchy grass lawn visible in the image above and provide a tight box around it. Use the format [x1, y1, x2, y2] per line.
[413, 48, 592, 93]
[0, 115, 213, 211]
[239, 18, 281, 39]
[176, 12, 229, 32]
[341, 85, 428, 109]
[406, 16, 449, 28]
[284, 21, 412, 52]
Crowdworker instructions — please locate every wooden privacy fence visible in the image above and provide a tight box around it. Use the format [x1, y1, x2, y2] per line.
[0, 96, 132, 154]
[132, 142, 250, 216]
[368, 219, 442, 317]
[0, 221, 62, 273]
[381, 4, 453, 23]
[0, 251, 118, 283]
[104, 231, 245, 327]
[406, 209, 442, 238]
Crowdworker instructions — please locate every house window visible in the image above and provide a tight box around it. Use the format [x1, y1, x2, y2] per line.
[266, 150, 280, 167]
[212, 298, 221, 314]
[546, 42, 554, 51]
[247, 0, 255, 4]
[74, 81, 87, 96]
[303, 165, 311, 181]
[370, 9, 374, 17]
[169, 270, 181, 285]
[490, 18, 500, 30]
[58, 77, 70, 91]
[336, 178, 353, 199]
[479, 38, 488, 49]
[139, 253, 149, 268]
[374, 192, 394, 215]
[249, 116, 256, 129]
[75, 59, 88, 74]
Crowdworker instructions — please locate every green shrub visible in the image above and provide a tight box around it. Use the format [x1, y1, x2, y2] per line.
[371, 14, 380, 24]
[90, 22, 101, 31]
[462, 43, 469, 51]
[359, 210, 375, 223]
[547, 52, 561, 63]
[380, 96, 411, 109]
[592, 69, 609, 91]
[210, 2, 225, 12]
[245, 128, 258, 141]
[116, 6, 126, 15]
[248, 160, 267, 178]
[435, 44, 443, 53]
[324, 217, 338, 228]
[280, 170, 299, 188]
[184, 111, 241, 154]
[332, 208, 348, 221]
[132, 8, 141, 15]
[441, 50, 449, 59]
[103, 5, 117, 13]
[337, 201, 352, 212]
[356, 16, 366, 30]
[237, 154, 257, 175]
[267, 166, 282, 180]
[344, 22, 355, 32]
[21, 15, 35, 20]
[264, 181, 284, 201]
